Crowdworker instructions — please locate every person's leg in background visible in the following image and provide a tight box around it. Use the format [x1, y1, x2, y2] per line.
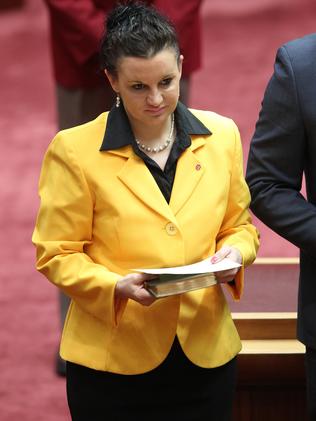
[55, 80, 114, 376]
[56, 81, 114, 130]
[179, 77, 190, 105]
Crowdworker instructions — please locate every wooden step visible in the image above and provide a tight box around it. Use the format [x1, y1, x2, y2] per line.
[240, 339, 305, 355]
[232, 312, 297, 340]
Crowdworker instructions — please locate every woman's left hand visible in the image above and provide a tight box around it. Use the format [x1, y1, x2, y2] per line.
[210, 246, 242, 283]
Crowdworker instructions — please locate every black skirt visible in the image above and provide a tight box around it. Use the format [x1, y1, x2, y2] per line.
[66, 337, 237, 421]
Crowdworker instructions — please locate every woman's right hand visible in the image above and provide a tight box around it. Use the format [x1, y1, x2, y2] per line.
[115, 273, 158, 306]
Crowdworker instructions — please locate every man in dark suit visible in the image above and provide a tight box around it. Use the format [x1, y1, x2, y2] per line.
[246, 33, 316, 419]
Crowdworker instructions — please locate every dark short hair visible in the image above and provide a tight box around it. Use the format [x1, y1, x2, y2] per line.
[100, 1, 180, 75]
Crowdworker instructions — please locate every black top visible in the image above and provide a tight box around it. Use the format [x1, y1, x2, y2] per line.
[100, 102, 211, 203]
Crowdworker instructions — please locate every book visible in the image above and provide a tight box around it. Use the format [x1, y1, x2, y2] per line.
[144, 272, 217, 298]
[135, 257, 241, 298]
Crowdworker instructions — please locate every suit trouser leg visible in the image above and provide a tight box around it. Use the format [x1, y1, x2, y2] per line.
[305, 347, 316, 420]
[178, 77, 189, 105]
[55, 81, 115, 369]
[56, 81, 115, 130]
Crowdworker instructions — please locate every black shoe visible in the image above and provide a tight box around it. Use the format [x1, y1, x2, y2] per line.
[55, 354, 66, 377]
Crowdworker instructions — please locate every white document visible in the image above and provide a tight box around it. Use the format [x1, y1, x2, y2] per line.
[135, 257, 241, 275]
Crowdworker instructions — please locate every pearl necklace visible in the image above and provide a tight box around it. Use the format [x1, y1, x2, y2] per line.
[136, 114, 175, 153]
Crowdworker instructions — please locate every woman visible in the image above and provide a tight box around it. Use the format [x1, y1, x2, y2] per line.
[33, 3, 259, 420]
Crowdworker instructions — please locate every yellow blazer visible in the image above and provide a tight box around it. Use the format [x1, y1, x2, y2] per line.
[32, 109, 259, 374]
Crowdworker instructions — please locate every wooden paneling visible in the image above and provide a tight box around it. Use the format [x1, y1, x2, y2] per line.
[232, 312, 307, 420]
[226, 261, 300, 312]
[233, 312, 297, 340]
[233, 386, 307, 421]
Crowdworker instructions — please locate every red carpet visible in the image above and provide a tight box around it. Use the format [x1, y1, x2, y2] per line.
[1, 1, 315, 419]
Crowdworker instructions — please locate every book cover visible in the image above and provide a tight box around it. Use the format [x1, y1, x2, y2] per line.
[135, 257, 241, 298]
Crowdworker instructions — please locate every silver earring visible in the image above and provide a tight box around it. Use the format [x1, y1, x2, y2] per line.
[116, 93, 121, 108]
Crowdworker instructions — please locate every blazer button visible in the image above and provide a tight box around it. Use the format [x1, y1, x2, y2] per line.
[165, 222, 177, 236]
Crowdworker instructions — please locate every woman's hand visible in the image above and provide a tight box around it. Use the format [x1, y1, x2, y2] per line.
[210, 246, 242, 283]
[115, 272, 158, 306]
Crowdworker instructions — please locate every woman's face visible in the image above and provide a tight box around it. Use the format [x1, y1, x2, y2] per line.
[106, 48, 183, 128]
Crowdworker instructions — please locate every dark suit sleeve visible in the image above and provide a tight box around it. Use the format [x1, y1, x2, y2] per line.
[246, 45, 316, 258]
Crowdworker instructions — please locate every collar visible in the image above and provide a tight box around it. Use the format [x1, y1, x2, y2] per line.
[99, 101, 211, 152]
